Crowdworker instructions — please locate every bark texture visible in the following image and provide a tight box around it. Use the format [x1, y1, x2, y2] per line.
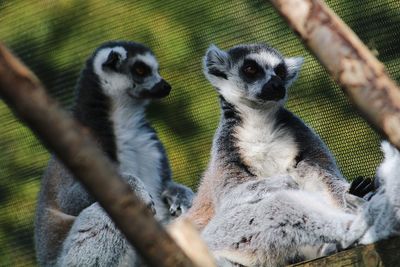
[289, 236, 400, 267]
[168, 218, 217, 267]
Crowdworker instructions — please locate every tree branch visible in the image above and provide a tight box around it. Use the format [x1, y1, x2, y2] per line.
[269, 0, 400, 150]
[289, 236, 400, 266]
[168, 218, 217, 267]
[0, 43, 197, 267]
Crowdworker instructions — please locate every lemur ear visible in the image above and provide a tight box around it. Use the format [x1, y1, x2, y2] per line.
[203, 44, 230, 80]
[284, 57, 304, 86]
[102, 50, 122, 71]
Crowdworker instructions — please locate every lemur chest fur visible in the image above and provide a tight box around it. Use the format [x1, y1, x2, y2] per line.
[112, 99, 163, 199]
[235, 108, 298, 177]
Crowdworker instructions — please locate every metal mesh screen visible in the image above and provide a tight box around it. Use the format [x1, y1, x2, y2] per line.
[0, 1, 399, 266]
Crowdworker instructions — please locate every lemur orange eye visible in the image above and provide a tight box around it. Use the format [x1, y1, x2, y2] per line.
[244, 65, 257, 75]
[132, 61, 151, 77]
[241, 60, 264, 79]
[135, 66, 146, 76]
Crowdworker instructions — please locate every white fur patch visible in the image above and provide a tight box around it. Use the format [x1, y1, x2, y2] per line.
[93, 46, 131, 96]
[248, 51, 281, 69]
[377, 141, 400, 184]
[235, 106, 298, 177]
[284, 57, 304, 87]
[111, 96, 167, 220]
[134, 52, 159, 71]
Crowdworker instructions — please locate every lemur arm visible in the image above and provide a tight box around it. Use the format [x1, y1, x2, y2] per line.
[292, 160, 349, 208]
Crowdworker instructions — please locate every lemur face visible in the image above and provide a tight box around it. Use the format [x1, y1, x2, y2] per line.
[203, 44, 303, 108]
[92, 41, 171, 100]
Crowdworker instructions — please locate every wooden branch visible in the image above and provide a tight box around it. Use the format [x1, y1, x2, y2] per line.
[289, 236, 400, 266]
[269, 0, 400, 150]
[0, 43, 197, 267]
[168, 218, 217, 267]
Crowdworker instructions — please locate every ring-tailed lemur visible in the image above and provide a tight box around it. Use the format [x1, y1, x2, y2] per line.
[202, 141, 400, 267]
[34, 41, 193, 266]
[185, 43, 352, 230]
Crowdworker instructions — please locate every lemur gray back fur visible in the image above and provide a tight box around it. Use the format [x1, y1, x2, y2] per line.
[34, 41, 193, 267]
[202, 141, 400, 267]
[58, 180, 194, 266]
[57, 174, 153, 267]
[186, 43, 349, 231]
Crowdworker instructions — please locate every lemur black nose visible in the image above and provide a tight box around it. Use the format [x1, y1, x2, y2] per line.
[259, 76, 286, 101]
[149, 79, 171, 98]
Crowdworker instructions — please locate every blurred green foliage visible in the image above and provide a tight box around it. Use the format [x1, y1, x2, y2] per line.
[0, 0, 399, 266]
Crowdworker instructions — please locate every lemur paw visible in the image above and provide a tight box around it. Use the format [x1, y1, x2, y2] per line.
[162, 182, 194, 218]
[349, 176, 376, 200]
[136, 189, 156, 215]
[122, 174, 156, 215]
[146, 198, 156, 215]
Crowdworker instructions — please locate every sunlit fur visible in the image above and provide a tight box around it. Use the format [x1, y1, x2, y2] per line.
[185, 43, 355, 266]
[203, 141, 400, 267]
[203, 176, 359, 267]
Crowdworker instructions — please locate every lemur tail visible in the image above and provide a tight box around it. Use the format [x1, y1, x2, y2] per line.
[348, 141, 400, 246]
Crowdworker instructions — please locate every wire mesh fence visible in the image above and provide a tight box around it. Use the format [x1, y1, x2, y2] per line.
[0, 0, 399, 266]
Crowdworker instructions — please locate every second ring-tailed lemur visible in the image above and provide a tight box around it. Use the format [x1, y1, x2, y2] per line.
[202, 141, 400, 267]
[34, 41, 193, 266]
[185, 43, 352, 230]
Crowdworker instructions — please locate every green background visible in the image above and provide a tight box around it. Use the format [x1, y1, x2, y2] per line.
[0, 0, 399, 266]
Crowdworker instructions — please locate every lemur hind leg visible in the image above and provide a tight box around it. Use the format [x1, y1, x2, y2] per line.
[57, 174, 154, 267]
[57, 202, 138, 267]
[203, 184, 365, 267]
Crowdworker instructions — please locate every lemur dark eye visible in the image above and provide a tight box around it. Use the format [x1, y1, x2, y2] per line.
[241, 59, 264, 80]
[243, 65, 258, 75]
[274, 63, 287, 80]
[132, 61, 151, 77]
